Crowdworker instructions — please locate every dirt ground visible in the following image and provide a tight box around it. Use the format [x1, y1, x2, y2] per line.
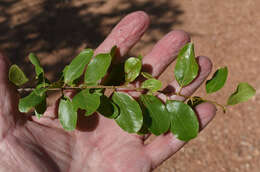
[1, 0, 260, 171]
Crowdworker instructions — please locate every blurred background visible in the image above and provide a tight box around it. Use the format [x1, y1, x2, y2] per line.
[0, 0, 259, 171]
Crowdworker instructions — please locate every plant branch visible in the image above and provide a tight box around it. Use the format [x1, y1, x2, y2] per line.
[17, 85, 143, 92]
[201, 98, 227, 113]
[17, 85, 226, 113]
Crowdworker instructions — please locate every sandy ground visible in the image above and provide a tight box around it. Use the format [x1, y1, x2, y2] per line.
[0, 0, 260, 171]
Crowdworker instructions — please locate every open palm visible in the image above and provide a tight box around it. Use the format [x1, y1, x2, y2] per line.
[0, 11, 216, 172]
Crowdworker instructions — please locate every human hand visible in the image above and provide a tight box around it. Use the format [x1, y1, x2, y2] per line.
[0, 11, 216, 172]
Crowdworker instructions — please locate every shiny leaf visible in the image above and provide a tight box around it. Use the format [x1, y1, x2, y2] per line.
[64, 49, 94, 84]
[141, 79, 162, 93]
[139, 95, 170, 135]
[112, 92, 143, 133]
[166, 100, 199, 141]
[124, 57, 142, 83]
[227, 82, 256, 105]
[174, 43, 199, 87]
[72, 89, 100, 116]
[9, 65, 29, 86]
[84, 53, 112, 85]
[206, 67, 228, 93]
[58, 97, 77, 131]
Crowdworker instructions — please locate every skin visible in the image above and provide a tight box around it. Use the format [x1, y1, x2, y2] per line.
[0, 11, 216, 172]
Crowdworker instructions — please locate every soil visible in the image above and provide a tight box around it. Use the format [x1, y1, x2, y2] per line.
[1, 0, 260, 171]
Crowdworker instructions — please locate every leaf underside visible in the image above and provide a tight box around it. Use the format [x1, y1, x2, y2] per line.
[9, 65, 29, 86]
[59, 97, 77, 131]
[227, 82, 256, 105]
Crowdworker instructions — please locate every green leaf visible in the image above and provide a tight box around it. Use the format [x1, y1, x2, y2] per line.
[72, 89, 100, 116]
[64, 49, 94, 84]
[174, 43, 199, 87]
[206, 67, 228, 93]
[227, 82, 256, 105]
[112, 92, 143, 133]
[141, 79, 162, 93]
[97, 95, 119, 119]
[139, 95, 170, 135]
[58, 97, 77, 131]
[18, 90, 46, 113]
[35, 96, 47, 119]
[141, 72, 153, 79]
[9, 65, 29, 86]
[166, 100, 199, 141]
[124, 57, 142, 83]
[29, 53, 44, 77]
[84, 53, 112, 85]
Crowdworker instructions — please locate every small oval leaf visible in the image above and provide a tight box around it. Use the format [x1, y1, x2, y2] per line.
[139, 95, 170, 136]
[9, 65, 29, 86]
[64, 49, 94, 84]
[112, 92, 143, 133]
[84, 53, 112, 85]
[58, 97, 77, 131]
[29, 53, 44, 77]
[19, 90, 46, 113]
[227, 82, 256, 105]
[141, 79, 162, 93]
[166, 100, 199, 141]
[174, 43, 199, 87]
[206, 67, 228, 93]
[72, 89, 100, 116]
[124, 57, 142, 83]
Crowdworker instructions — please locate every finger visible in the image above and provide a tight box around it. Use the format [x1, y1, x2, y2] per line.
[144, 56, 214, 168]
[43, 99, 59, 119]
[95, 11, 150, 59]
[142, 30, 190, 77]
[126, 30, 190, 98]
[158, 56, 213, 101]
[36, 11, 150, 120]
[0, 53, 20, 139]
[145, 102, 216, 169]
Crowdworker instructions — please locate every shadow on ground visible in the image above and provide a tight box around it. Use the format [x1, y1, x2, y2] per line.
[0, 0, 183, 80]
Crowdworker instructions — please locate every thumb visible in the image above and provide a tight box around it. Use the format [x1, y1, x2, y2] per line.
[0, 53, 20, 140]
